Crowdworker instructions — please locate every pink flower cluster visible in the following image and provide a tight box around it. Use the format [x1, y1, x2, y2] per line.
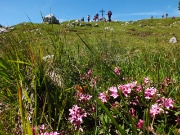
[32, 124, 59, 135]
[118, 81, 137, 97]
[143, 77, 149, 85]
[69, 105, 87, 129]
[38, 132, 59, 135]
[72, 72, 176, 133]
[81, 69, 97, 87]
[114, 67, 121, 75]
[136, 119, 144, 129]
[76, 92, 92, 102]
[129, 108, 136, 118]
[144, 87, 157, 99]
[81, 69, 93, 81]
[163, 77, 172, 87]
[109, 86, 119, 99]
[98, 81, 137, 103]
[98, 76, 175, 121]
[98, 91, 108, 103]
[150, 103, 164, 117]
[157, 97, 174, 109]
[150, 97, 174, 117]
[86, 69, 93, 80]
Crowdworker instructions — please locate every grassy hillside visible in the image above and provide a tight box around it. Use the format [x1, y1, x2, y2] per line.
[1, 17, 180, 47]
[1, 18, 180, 134]
[1, 17, 180, 61]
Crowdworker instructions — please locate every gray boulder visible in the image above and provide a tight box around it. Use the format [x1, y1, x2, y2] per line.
[43, 14, 59, 24]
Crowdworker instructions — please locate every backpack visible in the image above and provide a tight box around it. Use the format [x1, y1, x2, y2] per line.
[109, 11, 112, 15]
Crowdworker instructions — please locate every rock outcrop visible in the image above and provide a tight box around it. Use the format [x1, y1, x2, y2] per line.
[0, 27, 8, 34]
[0, 25, 14, 34]
[43, 14, 59, 24]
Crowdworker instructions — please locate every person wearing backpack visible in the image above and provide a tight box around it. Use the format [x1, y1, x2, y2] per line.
[107, 10, 112, 22]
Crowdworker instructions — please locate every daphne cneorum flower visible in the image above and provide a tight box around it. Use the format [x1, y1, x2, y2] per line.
[114, 67, 121, 75]
[98, 91, 108, 103]
[69, 105, 87, 129]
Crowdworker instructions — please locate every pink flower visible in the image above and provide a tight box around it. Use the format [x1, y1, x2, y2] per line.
[33, 124, 60, 135]
[86, 69, 93, 79]
[136, 119, 144, 129]
[80, 74, 86, 80]
[175, 117, 180, 124]
[143, 77, 149, 85]
[144, 87, 157, 99]
[129, 108, 136, 118]
[136, 84, 142, 92]
[178, 128, 180, 133]
[49, 132, 59, 135]
[118, 85, 130, 97]
[81, 69, 93, 80]
[118, 81, 137, 97]
[164, 98, 174, 109]
[160, 88, 164, 93]
[91, 104, 95, 112]
[38, 132, 60, 135]
[32, 126, 37, 135]
[114, 67, 121, 75]
[157, 97, 174, 109]
[77, 92, 92, 102]
[69, 105, 87, 128]
[112, 102, 118, 107]
[129, 81, 137, 88]
[109, 86, 119, 99]
[40, 124, 45, 131]
[164, 77, 171, 87]
[150, 103, 164, 117]
[98, 91, 108, 103]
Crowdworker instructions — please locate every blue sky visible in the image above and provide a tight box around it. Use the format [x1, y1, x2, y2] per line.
[0, 0, 180, 26]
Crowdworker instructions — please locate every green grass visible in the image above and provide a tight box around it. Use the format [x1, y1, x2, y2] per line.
[1, 17, 180, 134]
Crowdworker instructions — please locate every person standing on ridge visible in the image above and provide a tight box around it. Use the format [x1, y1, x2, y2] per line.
[93, 13, 99, 22]
[107, 10, 112, 22]
[162, 14, 164, 18]
[166, 13, 168, 18]
[87, 15, 90, 22]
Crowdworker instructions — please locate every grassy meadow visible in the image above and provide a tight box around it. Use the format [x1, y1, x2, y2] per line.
[1, 17, 180, 134]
